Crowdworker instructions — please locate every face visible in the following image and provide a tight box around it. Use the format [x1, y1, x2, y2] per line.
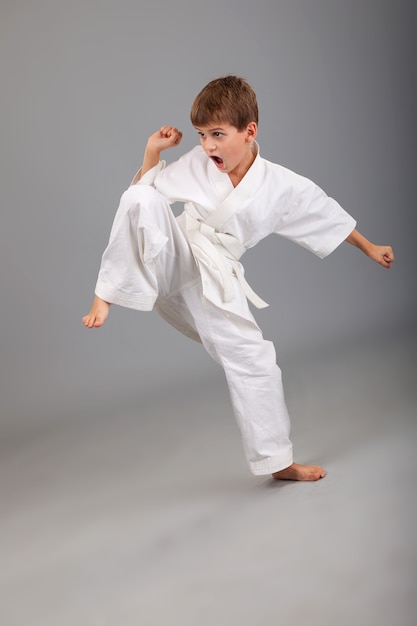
[194, 121, 257, 183]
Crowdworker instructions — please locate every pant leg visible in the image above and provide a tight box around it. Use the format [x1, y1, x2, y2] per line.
[182, 285, 293, 476]
[95, 185, 198, 309]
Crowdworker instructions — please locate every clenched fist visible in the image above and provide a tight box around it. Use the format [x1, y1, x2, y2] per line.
[147, 125, 183, 152]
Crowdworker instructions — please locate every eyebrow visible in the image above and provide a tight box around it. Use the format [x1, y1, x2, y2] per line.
[195, 126, 227, 131]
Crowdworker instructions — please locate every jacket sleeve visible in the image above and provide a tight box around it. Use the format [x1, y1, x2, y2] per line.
[129, 161, 166, 187]
[273, 169, 357, 258]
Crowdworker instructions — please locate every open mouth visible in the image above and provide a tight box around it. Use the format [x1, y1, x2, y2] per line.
[210, 156, 224, 167]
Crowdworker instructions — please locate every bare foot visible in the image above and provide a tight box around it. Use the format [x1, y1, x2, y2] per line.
[82, 296, 110, 328]
[272, 462, 326, 482]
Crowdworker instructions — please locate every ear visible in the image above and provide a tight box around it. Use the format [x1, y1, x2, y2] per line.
[245, 122, 258, 142]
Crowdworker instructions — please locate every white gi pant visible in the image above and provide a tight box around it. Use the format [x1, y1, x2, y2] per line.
[95, 185, 293, 475]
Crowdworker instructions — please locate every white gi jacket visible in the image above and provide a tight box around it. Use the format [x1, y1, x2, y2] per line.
[136, 143, 356, 338]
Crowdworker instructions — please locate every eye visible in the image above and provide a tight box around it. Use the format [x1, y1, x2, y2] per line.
[197, 131, 205, 138]
[213, 132, 223, 138]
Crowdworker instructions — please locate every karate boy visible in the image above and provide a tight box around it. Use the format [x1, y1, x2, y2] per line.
[83, 76, 394, 481]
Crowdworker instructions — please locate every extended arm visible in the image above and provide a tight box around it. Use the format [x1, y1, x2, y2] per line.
[130, 125, 183, 185]
[345, 228, 395, 269]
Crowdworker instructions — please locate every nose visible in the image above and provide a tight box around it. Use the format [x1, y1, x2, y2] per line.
[206, 139, 216, 152]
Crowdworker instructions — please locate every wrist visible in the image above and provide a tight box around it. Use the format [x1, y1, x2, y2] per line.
[360, 238, 374, 256]
[145, 144, 161, 160]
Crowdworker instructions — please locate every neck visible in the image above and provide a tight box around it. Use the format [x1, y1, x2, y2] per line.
[229, 143, 257, 187]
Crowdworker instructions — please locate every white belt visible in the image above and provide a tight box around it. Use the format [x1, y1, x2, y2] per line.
[183, 213, 268, 309]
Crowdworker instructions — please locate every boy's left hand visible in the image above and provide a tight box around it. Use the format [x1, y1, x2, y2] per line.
[345, 230, 395, 269]
[367, 244, 395, 268]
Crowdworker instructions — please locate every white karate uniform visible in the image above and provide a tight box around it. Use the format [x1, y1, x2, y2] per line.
[95, 144, 356, 475]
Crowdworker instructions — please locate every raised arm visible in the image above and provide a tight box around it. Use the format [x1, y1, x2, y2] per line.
[345, 228, 395, 269]
[130, 125, 183, 185]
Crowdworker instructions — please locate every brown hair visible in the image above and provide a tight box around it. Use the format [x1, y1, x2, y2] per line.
[190, 75, 258, 131]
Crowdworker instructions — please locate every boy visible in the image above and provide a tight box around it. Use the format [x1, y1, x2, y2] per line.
[83, 76, 394, 481]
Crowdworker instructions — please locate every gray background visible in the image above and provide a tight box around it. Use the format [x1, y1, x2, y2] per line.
[1, 2, 416, 625]
[1, 0, 414, 427]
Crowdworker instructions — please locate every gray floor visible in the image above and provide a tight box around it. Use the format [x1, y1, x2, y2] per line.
[1, 329, 416, 626]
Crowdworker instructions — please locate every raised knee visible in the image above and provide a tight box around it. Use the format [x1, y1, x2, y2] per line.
[121, 184, 163, 206]
[119, 186, 170, 227]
